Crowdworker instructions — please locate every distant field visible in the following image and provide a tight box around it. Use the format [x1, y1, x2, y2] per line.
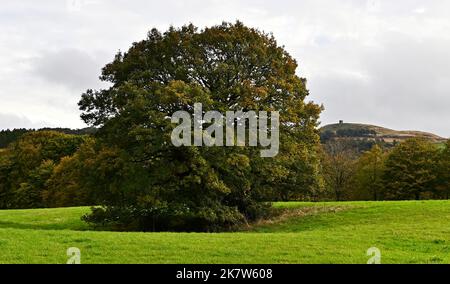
[1, 201, 450, 264]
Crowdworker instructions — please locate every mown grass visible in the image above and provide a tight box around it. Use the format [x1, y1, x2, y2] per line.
[1, 201, 450, 264]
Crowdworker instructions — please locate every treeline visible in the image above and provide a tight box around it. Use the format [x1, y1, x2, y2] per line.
[0, 127, 97, 148]
[320, 128, 377, 142]
[1, 129, 448, 211]
[320, 139, 450, 201]
[320, 132, 394, 154]
[0, 131, 94, 208]
[0, 129, 322, 230]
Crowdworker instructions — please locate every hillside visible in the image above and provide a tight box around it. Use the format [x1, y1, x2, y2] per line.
[321, 122, 446, 143]
[2, 201, 450, 263]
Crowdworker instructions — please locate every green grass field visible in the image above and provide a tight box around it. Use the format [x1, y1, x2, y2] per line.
[1, 201, 450, 264]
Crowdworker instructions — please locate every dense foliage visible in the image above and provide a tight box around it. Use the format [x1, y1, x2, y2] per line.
[321, 138, 449, 201]
[0, 128, 96, 148]
[353, 145, 386, 200]
[383, 139, 438, 200]
[77, 22, 323, 231]
[435, 140, 450, 198]
[0, 131, 89, 208]
[0, 129, 29, 148]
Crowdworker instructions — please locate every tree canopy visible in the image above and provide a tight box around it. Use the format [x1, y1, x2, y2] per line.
[383, 138, 438, 200]
[0, 131, 87, 209]
[78, 22, 323, 231]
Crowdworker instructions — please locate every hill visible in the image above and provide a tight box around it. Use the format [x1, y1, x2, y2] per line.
[1, 201, 450, 263]
[321, 122, 446, 143]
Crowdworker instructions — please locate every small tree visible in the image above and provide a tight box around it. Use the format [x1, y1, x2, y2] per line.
[435, 140, 450, 199]
[322, 141, 357, 201]
[383, 138, 437, 200]
[0, 150, 13, 208]
[354, 145, 387, 200]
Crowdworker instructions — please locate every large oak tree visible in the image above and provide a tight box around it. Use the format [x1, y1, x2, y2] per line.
[78, 22, 322, 231]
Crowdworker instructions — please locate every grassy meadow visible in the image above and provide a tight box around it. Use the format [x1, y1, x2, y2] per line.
[1, 201, 450, 264]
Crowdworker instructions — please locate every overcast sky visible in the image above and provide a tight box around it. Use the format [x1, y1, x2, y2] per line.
[0, 0, 449, 137]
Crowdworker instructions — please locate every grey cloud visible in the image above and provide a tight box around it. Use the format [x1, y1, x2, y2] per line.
[30, 48, 104, 92]
[310, 31, 450, 137]
[0, 113, 46, 130]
